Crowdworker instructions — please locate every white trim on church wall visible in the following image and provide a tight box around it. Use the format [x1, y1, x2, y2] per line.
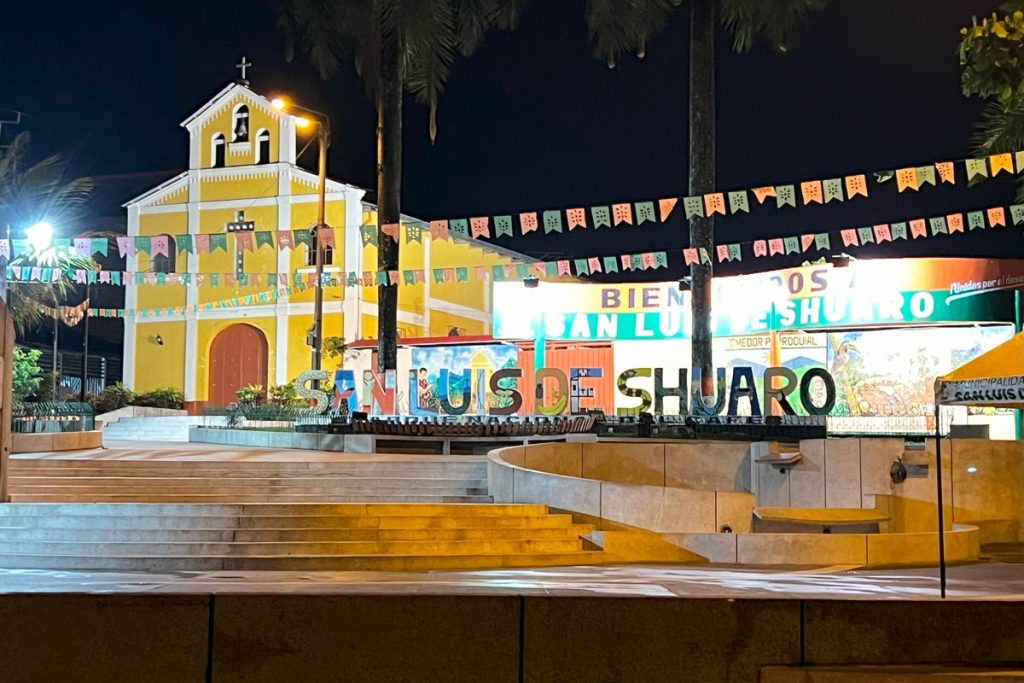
[124, 205, 140, 389]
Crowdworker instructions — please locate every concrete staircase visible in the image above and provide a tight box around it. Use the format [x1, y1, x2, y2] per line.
[0, 502, 601, 571]
[101, 416, 227, 442]
[6, 458, 492, 503]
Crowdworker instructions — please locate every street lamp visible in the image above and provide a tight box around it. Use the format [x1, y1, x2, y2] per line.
[272, 97, 332, 378]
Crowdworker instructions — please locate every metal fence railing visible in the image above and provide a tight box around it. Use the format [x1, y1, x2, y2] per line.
[12, 402, 96, 433]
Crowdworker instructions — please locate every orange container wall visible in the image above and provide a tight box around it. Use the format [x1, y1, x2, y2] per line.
[516, 343, 615, 415]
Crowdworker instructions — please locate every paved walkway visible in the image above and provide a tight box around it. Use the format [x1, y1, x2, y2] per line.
[0, 559, 1021, 599]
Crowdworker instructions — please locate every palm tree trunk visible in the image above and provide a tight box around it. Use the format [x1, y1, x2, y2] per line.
[689, 0, 716, 395]
[376, 2, 403, 373]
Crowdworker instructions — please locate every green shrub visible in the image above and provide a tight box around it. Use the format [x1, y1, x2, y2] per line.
[236, 384, 265, 406]
[269, 383, 298, 405]
[12, 347, 44, 405]
[134, 387, 185, 409]
[90, 383, 136, 413]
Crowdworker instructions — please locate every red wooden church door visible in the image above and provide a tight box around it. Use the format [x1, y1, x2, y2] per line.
[208, 324, 268, 406]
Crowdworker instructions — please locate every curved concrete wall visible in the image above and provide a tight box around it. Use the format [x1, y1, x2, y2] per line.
[489, 440, 982, 567]
[12, 431, 102, 454]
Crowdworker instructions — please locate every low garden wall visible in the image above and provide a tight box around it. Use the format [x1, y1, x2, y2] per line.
[12, 430, 102, 454]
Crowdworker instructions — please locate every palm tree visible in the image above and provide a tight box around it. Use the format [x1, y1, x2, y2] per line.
[280, 0, 524, 372]
[0, 131, 95, 335]
[585, 0, 827, 392]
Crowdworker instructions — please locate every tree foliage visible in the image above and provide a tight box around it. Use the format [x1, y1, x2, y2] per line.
[960, 3, 1024, 199]
[12, 346, 43, 404]
[280, 0, 525, 142]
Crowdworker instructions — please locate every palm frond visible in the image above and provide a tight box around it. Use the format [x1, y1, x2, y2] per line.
[970, 99, 1024, 202]
[404, 0, 456, 143]
[584, 0, 675, 67]
[721, 0, 827, 53]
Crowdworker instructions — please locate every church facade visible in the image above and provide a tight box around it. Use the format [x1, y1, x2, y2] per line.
[123, 80, 520, 407]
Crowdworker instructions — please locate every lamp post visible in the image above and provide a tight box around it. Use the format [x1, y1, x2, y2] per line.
[272, 98, 331, 379]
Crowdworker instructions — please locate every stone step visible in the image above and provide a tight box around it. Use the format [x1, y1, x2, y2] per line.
[9, 494, 495, 503]
[10, 477, 489, 489]
[0, 524, 593, 543]
[0, 513, 575, 530]
[0, 537, 585, 556]
[760, 666, 1024, 682]
[0, 550, 602, 572]
[0, 502, 548, 516]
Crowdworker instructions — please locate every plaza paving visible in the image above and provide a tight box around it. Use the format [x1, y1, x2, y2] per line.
[0, 556, 1021, 599]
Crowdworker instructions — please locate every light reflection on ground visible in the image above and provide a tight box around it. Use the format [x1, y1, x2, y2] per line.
[0, 561, 1021, 599]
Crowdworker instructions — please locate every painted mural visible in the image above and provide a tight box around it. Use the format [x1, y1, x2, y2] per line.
[410, 344, 518, 413]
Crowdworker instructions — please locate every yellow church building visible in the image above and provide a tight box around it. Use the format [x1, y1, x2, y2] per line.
[123, 79, 524, 408]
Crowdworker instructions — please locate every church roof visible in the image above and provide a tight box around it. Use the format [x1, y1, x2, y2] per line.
[179, 82, 279, 132]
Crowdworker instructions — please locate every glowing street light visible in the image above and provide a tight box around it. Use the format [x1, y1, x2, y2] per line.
[26, 221, 53, 252]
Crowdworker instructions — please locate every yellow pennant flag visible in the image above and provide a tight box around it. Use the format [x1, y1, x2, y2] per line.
[896, 168, 919, 192]
[990, 153, 1015, 176]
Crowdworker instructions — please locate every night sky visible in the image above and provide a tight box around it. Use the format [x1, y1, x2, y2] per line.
[0, 0, 1018, 277]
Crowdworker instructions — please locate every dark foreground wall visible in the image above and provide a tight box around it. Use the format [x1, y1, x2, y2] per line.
[0, 594, 1022, 683]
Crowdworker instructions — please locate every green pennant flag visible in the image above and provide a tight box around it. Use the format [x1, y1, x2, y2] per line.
[603, 256, 619, 273]
[406, 225, 424, 243]
[1010, 205, 1024, 226]
[345, 271, 357, 287]
[823, 178, 844, 203]
[699, 248, 712, 265]
[456, 267, 468, 282]
[360, 225, 378, 246]
[654, 251, 668, 268]
[875, 170, 895, 183]
[592, 206, 611, 228]
[135, 273, 145, 284]
[155, 272, 166, 285]
[930, 217, 948, 235]
[728, 244, 742, 261]
[635, 201, 656, 224]
[176, 235, 193, 254]
[180, 273, 191, 286]
[966, 158, 989, 181]
[968, 211, 986, 230]
[683, 196, 704, 219]
[494, 215, 514, 238]
[210, 234, 228, 252]
[293, 229, 312, 248]
[136, 236, 152, 254]
[728, 191, 750, 214]
[857, 227, 875, 244]
[574, 259, 590, 275]
[513, 263, 528, 279]
[238, 273, 249, 286]
[783, 236, 800, 254]
[916, 166, 937, 186]
[542, 211, 563, 234]
[890, 222, 908, 240]
[775, 185, 797, 208]
[491, 265, 506, 281]
[1017, 151, 1024, 173]
[544, 262, 559, 277]
[91, 238, 109, 256]
[449, 219, 469, 238]
[403, 270, 416, 285]
[377, 271, 388, 286]
[210, 273, 220, 286]
[432, 268, 444, 284]
[255, 231, 273, 250]
[257, 292, 268, 303]
[814, 232, 831, 251]
[111, 271, 122, 286]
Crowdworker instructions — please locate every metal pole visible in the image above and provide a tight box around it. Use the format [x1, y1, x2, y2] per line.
[1016, 289, 1022, 440]
[310, 123, 328, 383]
[934, 402, 947, 598]
[79, 285, 90, 402]
[51, 309, 59, 398]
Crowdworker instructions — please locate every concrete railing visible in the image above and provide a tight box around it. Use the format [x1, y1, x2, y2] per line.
[96, 406, 186, 426]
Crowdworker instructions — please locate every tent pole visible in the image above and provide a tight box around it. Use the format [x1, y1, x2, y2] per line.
[934, 402, 947, 598]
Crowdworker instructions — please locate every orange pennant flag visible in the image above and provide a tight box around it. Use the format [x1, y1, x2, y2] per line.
[752, 187, 776, 204]
[658, 197, 678, 221]
[896, 168, 919, 192]
[800, 180, 824, 205]
[936, 162, 955, 184]
[990, 153, 1015, 176]
[612, 203, 633, 225]
[704, 193, 726, 216]
[845, 174, 868, 199]
[800, 234, 815, 252]
[947, 213, 965, 233]
[566, 208, 587, 230]
[988, 207, 1007, 227]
